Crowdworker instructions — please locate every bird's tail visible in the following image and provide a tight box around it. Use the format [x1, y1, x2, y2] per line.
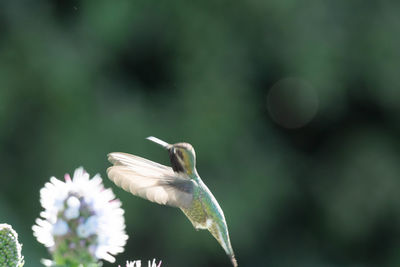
[209, 222, 238, 266]
[230, 254, 238, 267]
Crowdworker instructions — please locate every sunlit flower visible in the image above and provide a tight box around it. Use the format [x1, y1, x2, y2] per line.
[121, 259, 162, 267]
[33, 167, 128, 265]
[148, 259, 162, 267]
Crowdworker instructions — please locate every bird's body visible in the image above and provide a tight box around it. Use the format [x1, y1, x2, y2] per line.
[107, 137, 237, 266]
[181, 178, 235, 262]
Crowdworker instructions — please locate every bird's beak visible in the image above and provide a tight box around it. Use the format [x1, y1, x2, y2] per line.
[146, 136, 172, 149]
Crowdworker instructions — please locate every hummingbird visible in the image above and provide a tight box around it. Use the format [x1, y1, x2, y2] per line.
[107, 136, 237, 266]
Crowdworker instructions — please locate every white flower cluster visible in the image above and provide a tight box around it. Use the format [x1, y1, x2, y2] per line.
[33, 167, 128, 264]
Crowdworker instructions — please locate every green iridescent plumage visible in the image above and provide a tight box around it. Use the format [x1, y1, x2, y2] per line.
[107, 137, 237, 266]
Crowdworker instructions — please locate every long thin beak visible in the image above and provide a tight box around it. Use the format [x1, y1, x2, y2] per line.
[146, 136, 172, 149]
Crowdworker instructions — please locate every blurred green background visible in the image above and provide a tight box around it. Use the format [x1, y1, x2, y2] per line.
[1, 0, 400, 266]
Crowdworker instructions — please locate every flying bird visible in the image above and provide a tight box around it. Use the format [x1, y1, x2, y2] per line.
[107, 136, 237, 266]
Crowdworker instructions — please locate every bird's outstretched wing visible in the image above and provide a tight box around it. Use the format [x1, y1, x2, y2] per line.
[107, 152, 194, 208]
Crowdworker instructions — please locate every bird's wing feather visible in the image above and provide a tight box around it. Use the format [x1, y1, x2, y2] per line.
[107, 152, 194, 208]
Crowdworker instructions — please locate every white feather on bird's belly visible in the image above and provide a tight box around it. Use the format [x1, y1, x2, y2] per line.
[193, 218, 213, 230]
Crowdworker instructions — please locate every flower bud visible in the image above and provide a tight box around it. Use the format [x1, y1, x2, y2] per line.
[0, 224, 24, 267]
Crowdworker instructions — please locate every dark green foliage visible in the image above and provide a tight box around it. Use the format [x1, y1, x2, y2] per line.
[1, 0, 400, 266]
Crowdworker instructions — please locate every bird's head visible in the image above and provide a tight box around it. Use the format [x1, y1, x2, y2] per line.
[147, 136, 196, 175]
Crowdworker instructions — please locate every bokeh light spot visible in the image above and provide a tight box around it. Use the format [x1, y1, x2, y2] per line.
[267, 77, 319, 129]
